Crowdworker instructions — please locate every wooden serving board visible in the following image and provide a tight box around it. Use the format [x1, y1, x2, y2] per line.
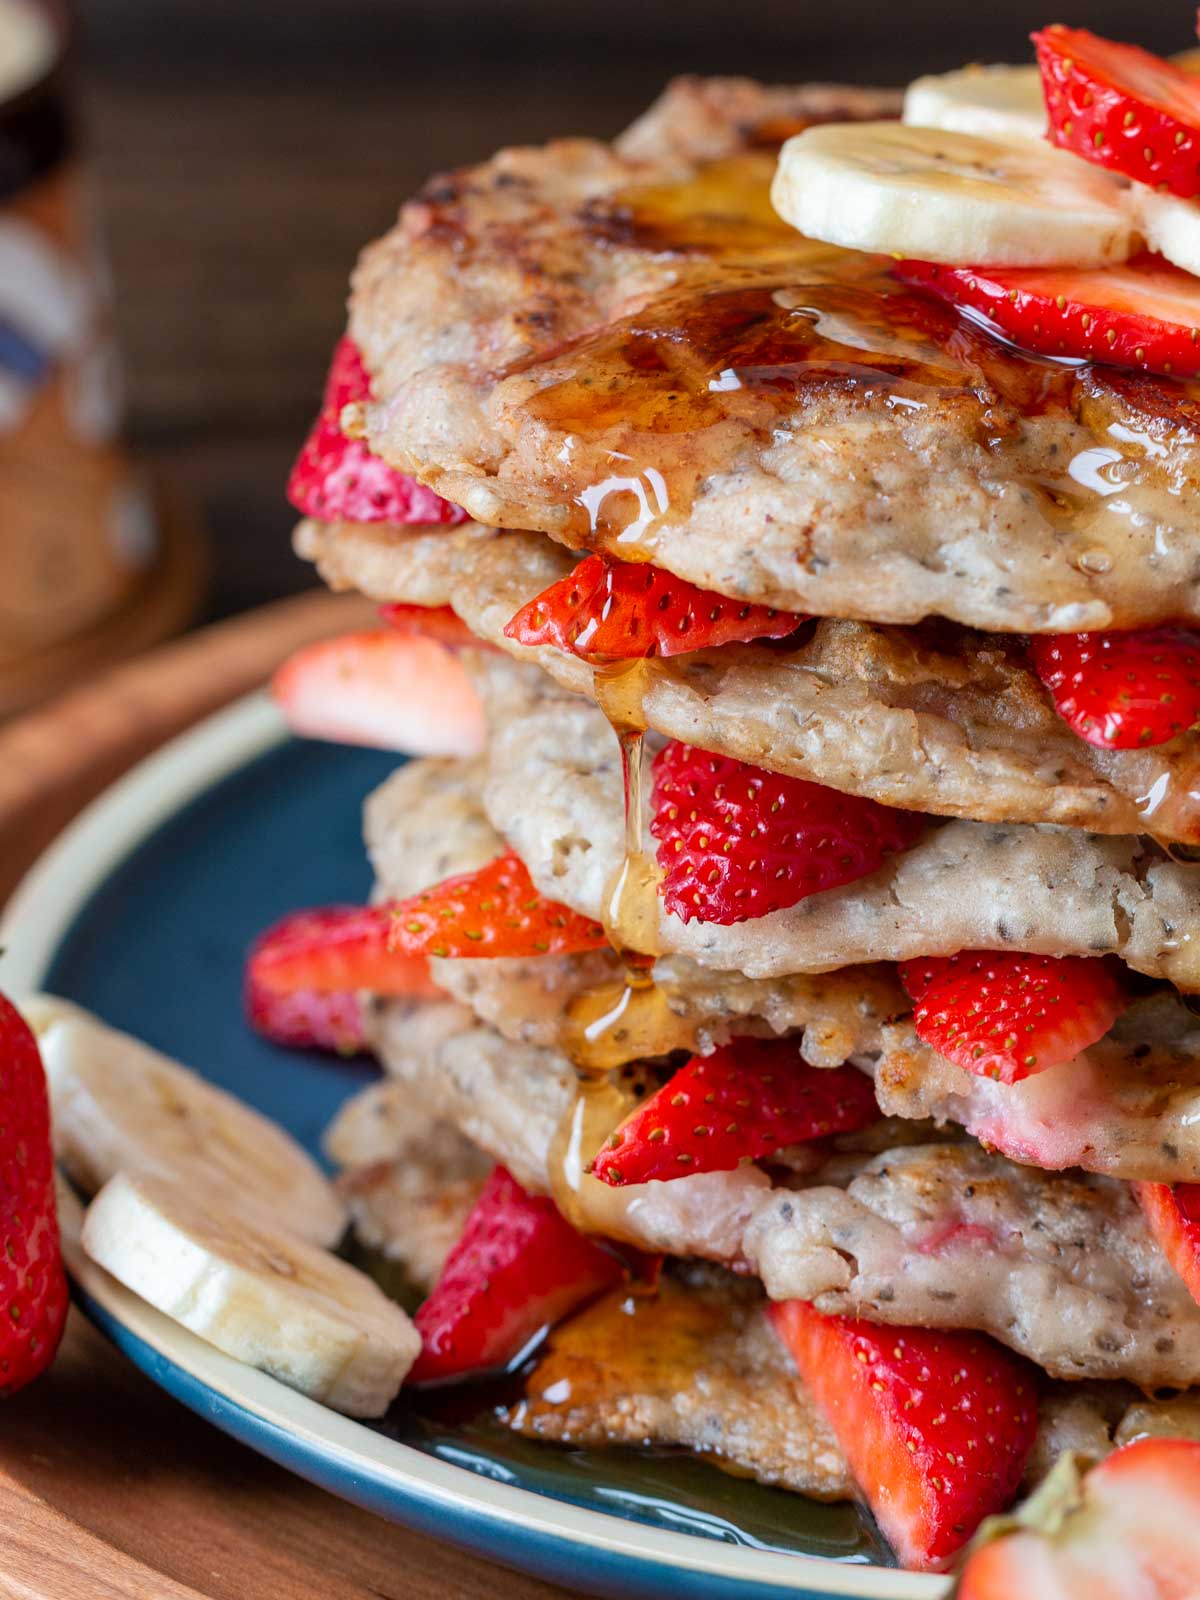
[0, 592, 569, 1600]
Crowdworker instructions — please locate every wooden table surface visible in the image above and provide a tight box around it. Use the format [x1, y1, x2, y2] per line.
[0, 593, 571, 1600]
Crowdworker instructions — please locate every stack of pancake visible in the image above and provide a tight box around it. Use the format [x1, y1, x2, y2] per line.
[292, 75, 1200, 1552]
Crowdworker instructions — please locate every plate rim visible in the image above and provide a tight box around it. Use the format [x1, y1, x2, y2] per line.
[0, 688, 945, 1600]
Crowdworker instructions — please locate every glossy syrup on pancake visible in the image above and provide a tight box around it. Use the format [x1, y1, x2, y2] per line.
[548, 654, 678, 1192]
[516, 155, 1200, 843]
[516, 152, 1093, 549]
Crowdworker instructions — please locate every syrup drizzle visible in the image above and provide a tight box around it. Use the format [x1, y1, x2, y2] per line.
[501, 150, 1200, 599]
[552, 662, 683, 1226]
[547, 1063, 659, 1246]
[562, 659, 681, 1075]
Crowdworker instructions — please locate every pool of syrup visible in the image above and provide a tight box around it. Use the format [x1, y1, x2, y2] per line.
[366, 1268, 886, 1566]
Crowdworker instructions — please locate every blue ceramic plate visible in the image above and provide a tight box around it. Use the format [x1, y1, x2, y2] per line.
[0, 693, 940, 1600]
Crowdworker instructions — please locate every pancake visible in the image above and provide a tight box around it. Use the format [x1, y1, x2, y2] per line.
[366, 755, 907, 1064]
[874, 994, 1200, 1184]
[512, 1279, 1200, 1497]
[362, 752, 499, 899]
[475, 661, 1200, 989]
[347, 78, 1200, 634]
[744, 1142, 1200, 1387]
[506, 1268, 855, 1500]
[324, 1093, 489, 1291]
[368, 1001, 1200, 1387]
[299, 518, 1200, 844]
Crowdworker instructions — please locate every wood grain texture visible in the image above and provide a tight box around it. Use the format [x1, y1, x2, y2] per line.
[0, 1314, 567, 1600]
[0, 595, 574, 1598]
[0, 587, 375, 902]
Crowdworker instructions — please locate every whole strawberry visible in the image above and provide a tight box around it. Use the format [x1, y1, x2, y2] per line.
[1030, 627, 1200, 749]
[0, 995, 68, 1395]
[650, 741, 923, 926]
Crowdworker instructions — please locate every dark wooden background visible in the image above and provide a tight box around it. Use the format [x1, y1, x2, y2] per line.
[79, 0, 1194, 621]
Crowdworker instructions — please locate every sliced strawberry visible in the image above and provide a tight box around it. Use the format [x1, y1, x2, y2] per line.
[1029, 626, 1200, 749]
[958, 1438, 1200, 1598]
[409, 1166, 624, 1383]
[899, 952, 1126, 1085]
[288, 337, 465, 525]
[0, 994, 68, 1395]
[769, 1301, 1037, 1572]
[1034, 26, 1200, 200]
[504, 552, 804, 662]
[649, 740, 923, 926]
[590, 1038, 878, 1187]
[1134, 1180, 1200, 1305]
[247, 906, 444, 1002]
[271, 631, 485, 757]
[378, 603, 480, 651]
[896, 255, 1200, 381]
[244, 971, 371, 1057]
[389, 851, 608, 960]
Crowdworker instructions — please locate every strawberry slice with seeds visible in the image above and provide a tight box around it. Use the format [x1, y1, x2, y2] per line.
[590, 1037, 879, 1187]
[288, 337, 465, 525]
[247, 906, 444, 1003]
[378, 603, 481, 651]
[272, 631, 485, 757]
[769, 1301, 1037, 1572]
[504, 552, 804, 661]
[1029, 626, 1200, 749]
[899, 951, 1126, 1085]
[1034, 26, 1200, 200]
[896, 255, 1200, 381]
[0, 994, 68, 1395]
[1134, 1180, 1200, 1304]
[957, 1438, 1200, 1598]
[650, 740, 923, 926]
[244, 971, 372, 1057]
[389, 851, 608, 960]
[409, 1165, 624, 1383]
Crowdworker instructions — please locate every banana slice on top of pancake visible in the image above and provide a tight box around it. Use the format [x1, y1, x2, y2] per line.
[771, 121, 1133, 267]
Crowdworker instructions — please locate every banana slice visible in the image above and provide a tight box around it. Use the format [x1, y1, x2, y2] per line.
[771, 122, 1135, 268]
[18, 992, 90, 1039]
[903, 64, 1047, 143]
[82, 1172, 418, 1417]
[35, 1002, 345, 1247]
[1137, 188, 1200, 279]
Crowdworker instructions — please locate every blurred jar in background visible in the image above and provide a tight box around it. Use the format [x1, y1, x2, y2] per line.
[0, 0, 199, 714]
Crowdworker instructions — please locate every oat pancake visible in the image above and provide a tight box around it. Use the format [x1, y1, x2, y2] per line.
[476, 665, 1200, 989]
[369, 1002, 1200, 1387]
[873, 994, 1200, 1184]
[348, 78, 1200, 634]
[325, 1094, 488, 1291]
[300, 519, 1200, 844]
[506, 1270, 854, 1499]
[365, 755, 907, 1063]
